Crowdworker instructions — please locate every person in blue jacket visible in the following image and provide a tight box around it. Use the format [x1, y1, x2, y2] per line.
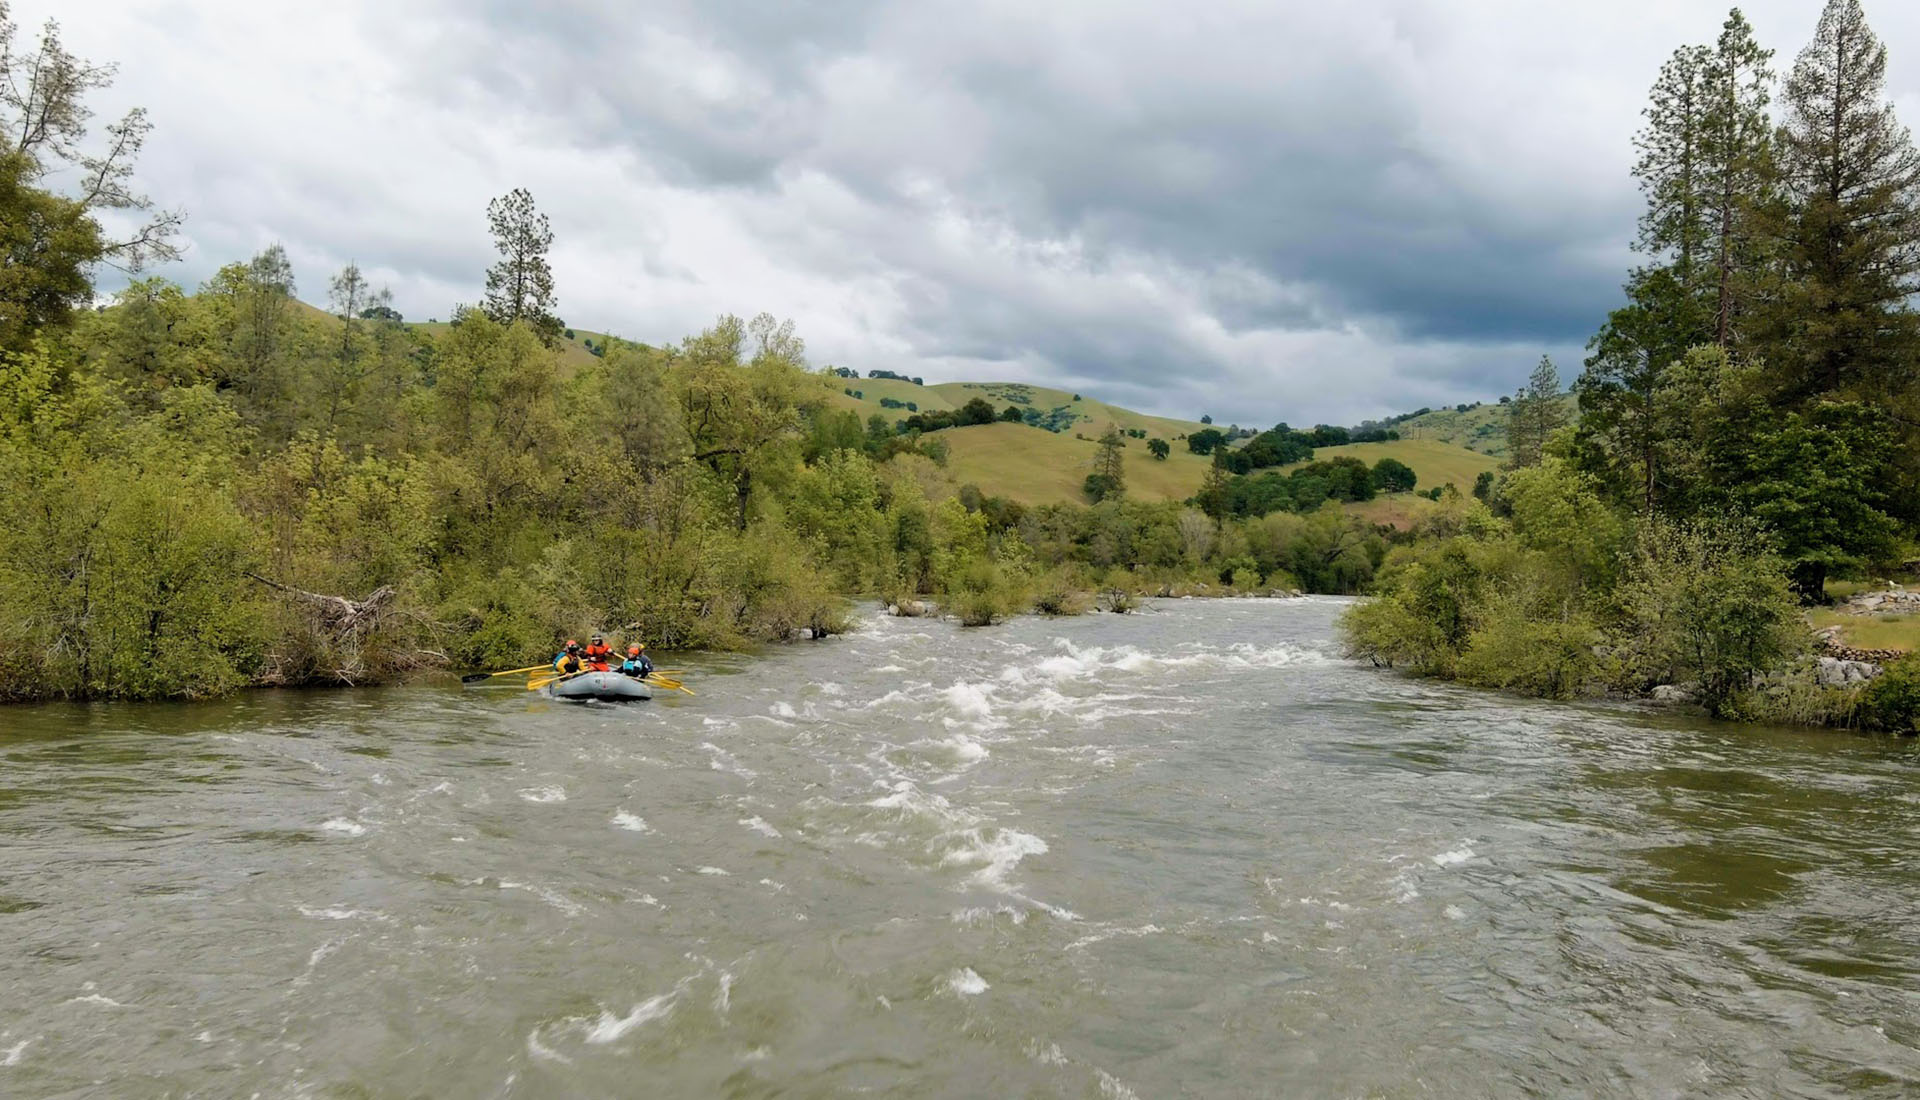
[620, 643, 654, 679]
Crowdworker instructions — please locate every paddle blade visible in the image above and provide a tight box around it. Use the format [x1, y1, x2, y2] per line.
[461, 672, 494, 684]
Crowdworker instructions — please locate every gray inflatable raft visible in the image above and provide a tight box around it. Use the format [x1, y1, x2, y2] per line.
[548, 671, 654, 702]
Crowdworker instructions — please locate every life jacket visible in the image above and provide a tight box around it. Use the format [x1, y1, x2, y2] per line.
[622, 655, 652, 677]
[583, 642, 613, 671]
[554, 652, 582, 674]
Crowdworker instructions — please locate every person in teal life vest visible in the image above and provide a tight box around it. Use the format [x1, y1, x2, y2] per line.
[552, 639, 583, 675]
[620, 643, 653, 679]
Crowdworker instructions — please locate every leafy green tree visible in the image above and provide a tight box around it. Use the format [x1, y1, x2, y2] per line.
[1186, 427, 1227, 455]
[1617, 517, 1806, 714]
[999, 404, 1024, 423]
[1370, 457, 1416, 494]
[482, 187, 562, 345]
[1147, 437, 1170, 460]
[0, 150, 102, 351]
[0, 5, 181, 269]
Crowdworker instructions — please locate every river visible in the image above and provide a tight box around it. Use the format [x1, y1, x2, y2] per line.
[2, 598, 1918, 1097]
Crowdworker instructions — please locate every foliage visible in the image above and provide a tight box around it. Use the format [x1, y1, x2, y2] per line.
[1614, 518, 1807, 716]
[1858, 656, 1920, 734]
[482, 187, 561, 345]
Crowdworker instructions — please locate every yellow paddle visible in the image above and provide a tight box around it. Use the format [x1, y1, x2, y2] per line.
[462, 664, 552, 684]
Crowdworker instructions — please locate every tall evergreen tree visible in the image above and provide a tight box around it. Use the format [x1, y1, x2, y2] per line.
[1764, 0, 1920, 402]
[1507, 356, 1567, 469]
[1634, 44, 1715, 293]
[1085, 426, 1126, 503]
[1701, 9, 1774, 348]
[482, 188, 562, 346]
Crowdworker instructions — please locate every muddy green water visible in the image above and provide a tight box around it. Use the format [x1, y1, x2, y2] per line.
[2, 598, 1919, 1098]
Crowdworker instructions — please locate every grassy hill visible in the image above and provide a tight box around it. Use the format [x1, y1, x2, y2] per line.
[939, 422, 1216, 504]
[1391, 394, 1577, 458]
[937, 425, 1497, 509]
[1288, 439, 1501, 494]
[828, 379, 1212, 440]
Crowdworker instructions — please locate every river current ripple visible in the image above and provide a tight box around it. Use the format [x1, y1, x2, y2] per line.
[3, 598, 1920, 1097]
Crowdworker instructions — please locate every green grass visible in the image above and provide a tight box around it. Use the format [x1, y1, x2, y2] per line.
[1393, 394, 1576, 458]
[1283, 439, 1501, 495]
[939, 422, 1215, 504]
[1810, 610, 1920, 653]
[828, 379, 1211, 440]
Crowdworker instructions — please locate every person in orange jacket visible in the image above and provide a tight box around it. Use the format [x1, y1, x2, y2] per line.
[582, 634, 615, 672]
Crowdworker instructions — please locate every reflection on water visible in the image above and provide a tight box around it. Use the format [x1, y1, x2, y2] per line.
[1, 597, 1917, 1098]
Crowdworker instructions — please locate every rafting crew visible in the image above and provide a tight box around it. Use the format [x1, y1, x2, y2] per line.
[552, 636, 654, 679]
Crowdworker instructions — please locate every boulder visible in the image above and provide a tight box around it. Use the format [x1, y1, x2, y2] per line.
[1817, 656, 1882, 686]
[1650, 684, 1699, 705]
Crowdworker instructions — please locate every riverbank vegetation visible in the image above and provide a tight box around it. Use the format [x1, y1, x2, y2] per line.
[0, 5, 1397, 702]
[1345, 1, 1920, 732]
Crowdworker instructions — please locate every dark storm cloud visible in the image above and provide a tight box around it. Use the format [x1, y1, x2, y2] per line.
[62, 0, 1920, 423]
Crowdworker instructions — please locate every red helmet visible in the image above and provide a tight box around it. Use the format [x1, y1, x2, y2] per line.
[627, 644, 642, 656]
[564, 639, 580, 651]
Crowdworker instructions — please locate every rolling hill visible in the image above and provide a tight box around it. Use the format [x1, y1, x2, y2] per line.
[1285, 439, 1501, 494]
[934, 424, 1497, 510]
[1390, 394, 1577, 458]
[828, 379, 1213, 440]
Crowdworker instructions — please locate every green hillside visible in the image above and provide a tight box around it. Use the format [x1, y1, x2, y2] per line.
[1391, 394, 1577, 458]
[1288, 439, 1501, 494]
[937, 424, 1497, 509]
[940, 422, 1216, 504]
[829, 379, 1212, 439]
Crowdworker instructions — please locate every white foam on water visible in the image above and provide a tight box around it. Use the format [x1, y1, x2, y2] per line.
[306, 942, 337, 969]
[941, 682, 998, 723]
[1098, 1068, 1141, 1100]
[919, 733, 989, 765]
[319, 818, 365, 837]
[739, 816, 782, 839]
[1065, 923, 1163, 951]
[585, 994, 677, 1044]
[697, 866, 731, 876]
[297, 906, 386, 922]
[1431, 845, 1476, 867]
[702, 743, 757, 781]
[66, 994, 125, 1008]
[526, 1031, 572, 1065]
[947, 968, 989, 996]
[818, 682, 843, 696]
[499, 881, 586, 916]
[1027, 1040, 1069, 1067]
[769, 702, 798, 719]
[874, 664, 906, 673]
[518, 786, 566, 803]
[714, 972, 734, 1014]
[2, 1039, 29, 1066]
[612, 810, 651, 833]
[941, 828, 1049, 890]
[1444, 905, 1467, 921]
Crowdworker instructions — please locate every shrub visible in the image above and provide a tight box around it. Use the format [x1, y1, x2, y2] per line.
[1031, 566, 1092, 616]
[1457, 603, 1599, 699]
[1859, 657, 1920, 734]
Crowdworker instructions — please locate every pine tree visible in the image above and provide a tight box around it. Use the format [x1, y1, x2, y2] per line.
[1507, 356, 1567, 469]
[1701, 9, 1774, 347]
[1084, 425, 1127, 503]
[482, 188, 562, 345]
[1765, 0, 1920, 402]
[1634, 44, 1715, 294]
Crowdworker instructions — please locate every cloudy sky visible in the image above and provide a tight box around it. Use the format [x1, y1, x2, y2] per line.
[49, 0, 1920, 425]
